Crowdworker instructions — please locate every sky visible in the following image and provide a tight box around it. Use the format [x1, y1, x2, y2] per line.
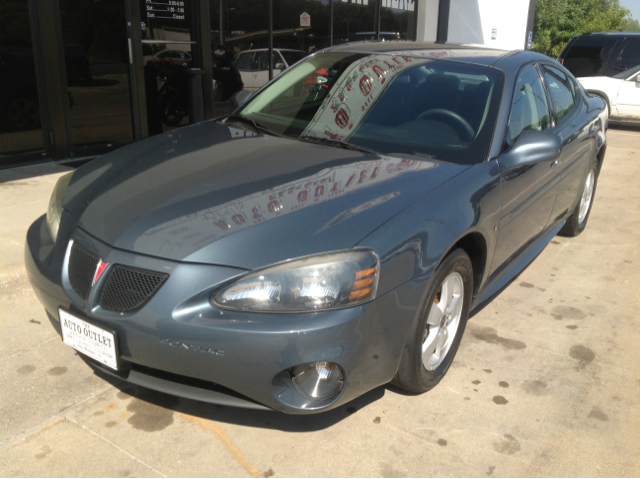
[619, 0, 640, 20]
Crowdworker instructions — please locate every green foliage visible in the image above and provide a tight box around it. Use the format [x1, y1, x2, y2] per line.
[532, 0, 630, 58]
[621, 17, 640, 32]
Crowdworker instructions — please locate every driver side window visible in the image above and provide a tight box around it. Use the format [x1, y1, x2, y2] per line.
[506, 64, 552, 147]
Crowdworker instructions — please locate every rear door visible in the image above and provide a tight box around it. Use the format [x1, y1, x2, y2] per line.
[615, 37, 640, 74]
[540, 63, 592, 222]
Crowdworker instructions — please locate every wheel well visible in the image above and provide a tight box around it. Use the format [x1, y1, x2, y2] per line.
[447, 232, 487, 299]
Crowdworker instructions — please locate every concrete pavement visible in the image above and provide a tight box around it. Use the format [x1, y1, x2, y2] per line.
[1, 128, 639, 477]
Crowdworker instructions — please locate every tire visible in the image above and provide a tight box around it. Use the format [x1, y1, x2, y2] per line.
[559, 162, 598, 237]
[393, 248, 473, 393]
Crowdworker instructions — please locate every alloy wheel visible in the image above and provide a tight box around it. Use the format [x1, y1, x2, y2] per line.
[578, 169, 595, 225]
[422, 272, 464, 371]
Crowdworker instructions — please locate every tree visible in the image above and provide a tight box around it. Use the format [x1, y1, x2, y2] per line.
[532, 0, 629, 58]
[621, 17, 640, 32]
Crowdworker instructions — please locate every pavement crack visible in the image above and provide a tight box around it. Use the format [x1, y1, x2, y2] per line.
[64, 416, 167, 477]
[0, 384, 115, 446]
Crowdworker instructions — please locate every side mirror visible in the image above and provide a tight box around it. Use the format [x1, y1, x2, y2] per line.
[499, 130, 562, 171]
[274, 63, 285, 70]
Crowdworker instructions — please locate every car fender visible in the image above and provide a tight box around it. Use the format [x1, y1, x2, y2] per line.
[357, 160, 502, 299]
[586, 89, 612, 114]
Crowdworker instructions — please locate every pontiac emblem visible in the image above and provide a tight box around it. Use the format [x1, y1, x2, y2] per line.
[92, 260, 109, 286]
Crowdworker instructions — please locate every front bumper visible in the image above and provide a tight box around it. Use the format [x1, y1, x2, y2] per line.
[26, 213, 427, 414]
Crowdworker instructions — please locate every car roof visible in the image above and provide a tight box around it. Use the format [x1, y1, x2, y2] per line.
[321, 41, 544, 68]
[240, 48, 305, 53]
[577, 32, 640, 36]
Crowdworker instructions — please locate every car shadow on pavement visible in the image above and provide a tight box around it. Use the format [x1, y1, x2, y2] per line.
[88, 365, 389, 431]
[608, 122, 640, 131]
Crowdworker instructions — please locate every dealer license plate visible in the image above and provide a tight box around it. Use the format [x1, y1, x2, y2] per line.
[59, 309, 118, 370]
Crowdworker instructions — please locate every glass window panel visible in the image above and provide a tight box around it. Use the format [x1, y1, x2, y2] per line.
[381, 0, 417, 41]
[620, 38, 640, 65]
[542, 64, 576, 124]
[235, 52, 255, 70]
[0, 0, 44, 162]
[60, 0, 134, 153]
[506, 65, 552, 147]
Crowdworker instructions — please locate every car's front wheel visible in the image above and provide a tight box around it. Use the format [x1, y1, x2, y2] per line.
[559, 163, 598, 237]
[393, 249, 473, 393]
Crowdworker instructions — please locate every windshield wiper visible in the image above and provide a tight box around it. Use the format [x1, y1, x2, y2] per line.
[298, 135, 377, 154]
[225, 115, 283, 137]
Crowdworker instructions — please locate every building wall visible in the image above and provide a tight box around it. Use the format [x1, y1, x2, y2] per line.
[447, 0, 531, 50]
[416, 0, 440, 42]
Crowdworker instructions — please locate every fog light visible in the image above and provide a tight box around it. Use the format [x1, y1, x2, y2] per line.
[291, 361, 344, 401]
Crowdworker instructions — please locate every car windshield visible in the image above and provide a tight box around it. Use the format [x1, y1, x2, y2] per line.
[613, 64, 640, 79]
[238, 52, 503, 164]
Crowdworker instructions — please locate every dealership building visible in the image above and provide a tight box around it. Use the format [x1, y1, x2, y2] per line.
[0, 0, 536, 168]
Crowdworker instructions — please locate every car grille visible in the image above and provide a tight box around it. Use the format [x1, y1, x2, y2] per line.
[68, 241, 99, 300]
[99, 265, 168, 312]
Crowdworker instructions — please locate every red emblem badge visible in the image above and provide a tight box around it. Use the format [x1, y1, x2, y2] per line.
[92, 260, 109, 286]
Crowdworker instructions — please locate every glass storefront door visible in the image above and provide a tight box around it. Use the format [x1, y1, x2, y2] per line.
[59, 0, 135, 159]
[1, 0, 419, 169]
[0, 0, 44, 165]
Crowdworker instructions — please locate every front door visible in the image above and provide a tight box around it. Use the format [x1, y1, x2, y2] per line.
[235, 51, 256, 92]
[253, 51, 282, 91]
[616, 71, 640, 119]
[491, 63, 557, 276]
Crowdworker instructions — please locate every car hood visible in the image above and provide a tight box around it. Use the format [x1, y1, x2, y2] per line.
[64, 120, 468, 270]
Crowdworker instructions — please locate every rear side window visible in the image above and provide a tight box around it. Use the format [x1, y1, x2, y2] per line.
[619, 38, 640, 66]
[235, 53, 254, 70]
[541, 65, 575, 124]
[562, 36, 619, 77]
[506, 65, 552, 147]
[255, 51, 282, 70]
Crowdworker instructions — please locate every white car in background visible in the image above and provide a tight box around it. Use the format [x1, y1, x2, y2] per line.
[234, 49, 307, 92]
[578, 64, 640, 123]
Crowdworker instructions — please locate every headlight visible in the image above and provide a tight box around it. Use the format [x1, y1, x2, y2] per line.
[46, 171, 74, 242]
[212, 250, 379, 312]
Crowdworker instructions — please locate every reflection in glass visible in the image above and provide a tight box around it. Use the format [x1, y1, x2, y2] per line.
[59, 0, 134, 155]
[137, 152, 434, 257]
[240, 52, 503, 164]
[0, 0, 43, 161]
[380, 0, 417, 41]
[141, 0, 194, 134]
[506, 65, 551, 146]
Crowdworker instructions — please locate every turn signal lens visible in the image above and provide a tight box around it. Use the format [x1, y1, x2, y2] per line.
[355, 267, 376, 279]
[212, 250, 379, 312]
[348, 266, 376, 302]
